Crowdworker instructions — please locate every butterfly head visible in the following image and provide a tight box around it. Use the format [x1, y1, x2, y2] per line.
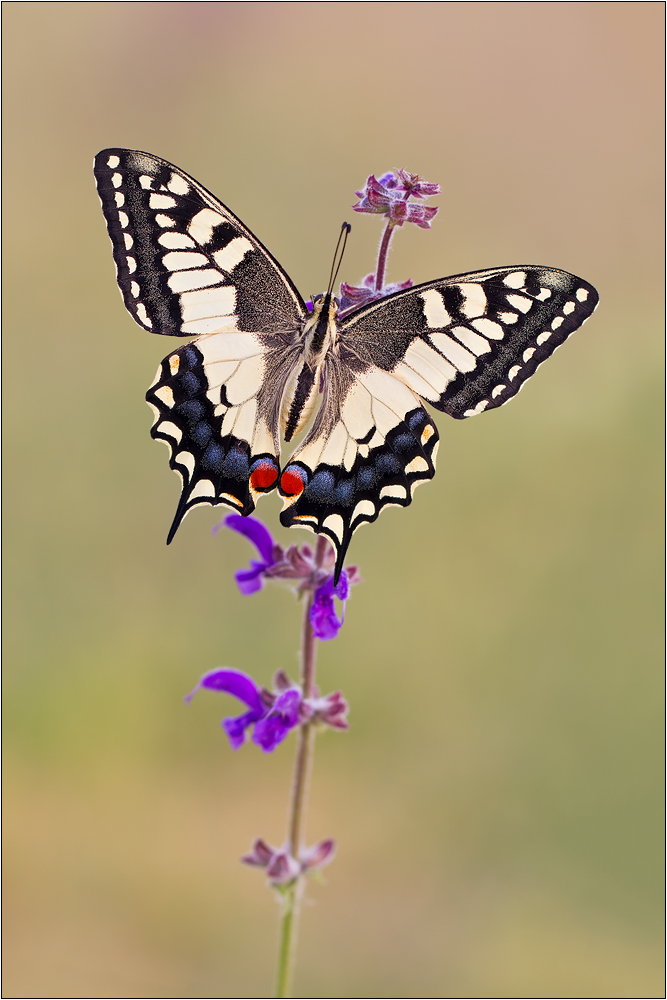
[310, 291, 341, 310]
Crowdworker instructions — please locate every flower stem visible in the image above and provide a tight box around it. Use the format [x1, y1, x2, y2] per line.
[275, 535, 328, 998]
[275, 881, 299, 999]
[375, 219, 396, 291]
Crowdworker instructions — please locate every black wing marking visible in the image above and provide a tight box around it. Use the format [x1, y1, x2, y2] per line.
[340, 266, 599, 418]
[95, 148, 309, 539]
[94, 148, 307, 337]
[279, 360, 438, 582]
[147, 337, 296, 539]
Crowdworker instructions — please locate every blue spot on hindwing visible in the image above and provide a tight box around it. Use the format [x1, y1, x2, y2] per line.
[222, 448, 249, 481]
[304, 470, 336, 502]
[183, 347, 200, 368]
[376, 452, 402, 477]
[177, 400, 205, 425]
[179, 373, 201, 396]
[201, 441, 225, 473]
[356, 465, 378, 491]
[392, 432, 415, 454]
[191, 420, 213, 447]
[332, 478, 355, 506]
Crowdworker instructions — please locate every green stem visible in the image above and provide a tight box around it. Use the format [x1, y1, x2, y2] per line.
[275, 882, 299, 999]
[274, 535, 328, 998]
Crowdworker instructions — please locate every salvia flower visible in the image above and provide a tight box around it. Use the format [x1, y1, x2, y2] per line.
[185, 667, 349, 752]
[394, 168, 441, 199]
[339, 272, 413, 313]
[218, 514, 360, 640]
[310, 573, 350, 641]
[390, 199, 439, 229]
[242, 836, 336, 886]
[353, 171, 440, 228]
[213, 515, 279, 595]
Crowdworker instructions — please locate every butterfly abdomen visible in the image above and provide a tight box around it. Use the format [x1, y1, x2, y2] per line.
[282, 363, 319, 441]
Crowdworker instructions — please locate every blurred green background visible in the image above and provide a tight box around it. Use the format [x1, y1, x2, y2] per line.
[3, 3, 663, 997]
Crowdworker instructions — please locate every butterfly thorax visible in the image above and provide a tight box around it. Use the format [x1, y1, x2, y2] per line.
[280, 293, 339, 442]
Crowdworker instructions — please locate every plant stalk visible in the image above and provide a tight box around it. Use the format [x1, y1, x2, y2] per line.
[275, 534, 328, 998]
[375, 219, 396, 291]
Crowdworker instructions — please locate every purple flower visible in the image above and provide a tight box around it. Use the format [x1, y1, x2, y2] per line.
[353, 171, 440, 228]
[216, 516, 361, 641]
[215, 514, 278, 594]
[242, 836, 336, 886]
[253, 688, 301, 752]
[353, 173, 405, 215]
[389, 199, 439, 229]
[185, 668, 350, 751]
[184, 668, 301, 752]
[377, 171, 401, 190]
[394, 168, 441, 199]
[339, 272, 413, 313]
[310, 571, 352, 641]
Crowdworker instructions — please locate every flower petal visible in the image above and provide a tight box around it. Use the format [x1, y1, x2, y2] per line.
[252, 690, 301, 751]
[241, 837, 276, 867]
[272, 689, 301, 726]
[333, 571, 350, 601]
[300, 838, 336, 870]
[197, 668, 264, 713]
[223, 709, 260, 750]
[310, 582, 343, 641]
[223, 514, 276, 566]
[266, 851, 301, 885]
[252, 713, 294, 752]
[307, 690, 349, 729]
[234, 560, 268, 595]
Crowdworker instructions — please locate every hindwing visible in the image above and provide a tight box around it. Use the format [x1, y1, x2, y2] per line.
[279, 361, 438, 579]
[147, 336, 295, 538]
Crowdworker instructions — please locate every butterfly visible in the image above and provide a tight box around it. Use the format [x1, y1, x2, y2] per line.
[94, 149, 599, 583]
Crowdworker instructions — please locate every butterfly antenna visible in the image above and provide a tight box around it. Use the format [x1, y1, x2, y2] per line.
[327, 222, 351, 296]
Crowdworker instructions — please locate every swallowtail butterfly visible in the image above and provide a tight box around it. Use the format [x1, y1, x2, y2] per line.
[94, 149, 598, 582]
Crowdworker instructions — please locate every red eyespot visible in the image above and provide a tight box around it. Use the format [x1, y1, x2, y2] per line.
[280, 467, 306, 497]
[250, 461, 278, 491]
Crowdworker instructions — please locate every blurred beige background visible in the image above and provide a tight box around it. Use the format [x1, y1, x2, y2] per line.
[3, 3, 663, 997]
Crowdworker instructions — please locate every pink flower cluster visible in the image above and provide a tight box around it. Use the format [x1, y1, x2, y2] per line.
[242, 836, 335, 887]
[353, 170, 440, 229]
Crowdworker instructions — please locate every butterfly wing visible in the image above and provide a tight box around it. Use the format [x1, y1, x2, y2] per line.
[279, 356, 439, 581]
[340, 266, 599, 417]
[94, 148, 307, 536]
[280, 266, 598, 580]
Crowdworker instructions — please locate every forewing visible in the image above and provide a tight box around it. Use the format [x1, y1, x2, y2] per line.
[279, 361, 439, 582]
[94, 148, 306, 336]
[339, 266, 598, 418]
[94, 148, 307, 538]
